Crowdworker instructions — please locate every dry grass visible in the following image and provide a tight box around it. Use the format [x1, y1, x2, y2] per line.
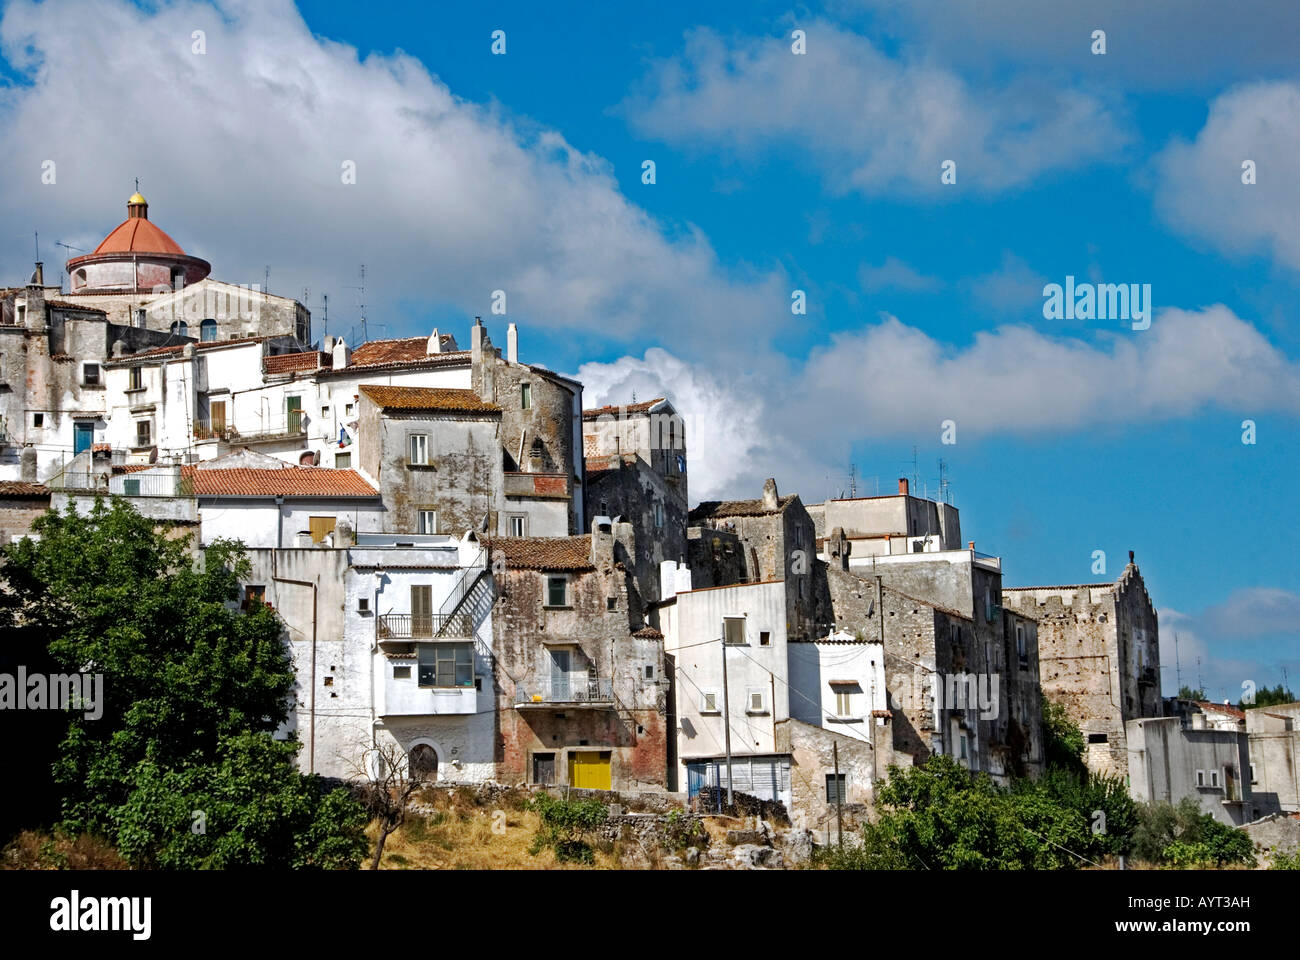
[365, 792, 628, 870]
[2, 830, 129, 870]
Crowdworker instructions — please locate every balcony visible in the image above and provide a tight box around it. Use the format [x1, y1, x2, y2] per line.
[515, 675, 613, 708]
[377, 612, 473, 641]
[383, 672, 477, 717]
[191, 416, 306, 445]
[50, 471, 194, 498]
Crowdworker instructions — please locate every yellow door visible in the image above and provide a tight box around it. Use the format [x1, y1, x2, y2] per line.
[568, 751, 611, 790]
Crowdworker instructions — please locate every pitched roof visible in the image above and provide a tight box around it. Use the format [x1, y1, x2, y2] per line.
[1194, 701, 1246, 721]
[488, 536, 593, 571]
[46, 300, 107, 313]
[358, 384, 499, 413]
[347, 335, 462, 369]
[180, 464, 378, 498]
[585, 453, 637, 476]
[582, 397, 666, 420]
[690, 495, 796, 522]
[0, 481, 49, 497]
[264, 351, 330, 375]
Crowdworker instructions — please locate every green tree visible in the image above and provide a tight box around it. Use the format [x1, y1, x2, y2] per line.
[1131, 798, 1254, 868]
[528, 793, 608, 863]
[1241, 683, 1297, 710]
[1041, 694, 1087, 778]
[1178, 685, 1207, 701]
[0, 498, 367, 868]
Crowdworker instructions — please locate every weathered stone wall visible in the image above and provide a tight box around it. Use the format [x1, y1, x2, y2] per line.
[0, 491, 49, 544]
[584, 457, 687, 604]
[489, 539, 667, 790]
[775, 717, 880, 831]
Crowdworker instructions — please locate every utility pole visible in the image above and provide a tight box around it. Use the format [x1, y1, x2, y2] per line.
[833, 740, 843, 848]
[720, 626, 734, 809]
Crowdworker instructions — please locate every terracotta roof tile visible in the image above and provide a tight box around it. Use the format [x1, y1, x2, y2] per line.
[46, 300, 107, 313]
[105, 337, 264, 363]
[89, 216, 188, 256]
[180, 464, 378, 498]
[633, 627, 664, 639]
[0, 481, 49, 497]
[348, 336, 461, 368]
[582, 398, 666, 420]
[1194, 701, 1246, 720]
[358, 384, 499, 413]
[264, 351, 330, 374]
[487, 536, 593, 571]
[585, 454, 637, 476]
[690, 495, 796, 522]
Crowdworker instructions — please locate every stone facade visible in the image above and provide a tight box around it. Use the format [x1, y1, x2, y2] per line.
[1003, 558, 1160, 779]
[0, 481, 50, 545]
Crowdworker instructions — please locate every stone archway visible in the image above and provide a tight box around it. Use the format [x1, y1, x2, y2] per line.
[408, 743, 438, 782]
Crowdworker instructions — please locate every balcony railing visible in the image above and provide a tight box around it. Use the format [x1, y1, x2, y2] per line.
[50, 471, 194, 497]
[515, 676, 613, 706]
[191, 417, 306, 444]
[378, 612, 473, 640]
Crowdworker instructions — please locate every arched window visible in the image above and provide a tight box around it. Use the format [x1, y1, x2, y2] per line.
[408, 744, 438, 782]
[170, 321, 188, 337]
[200, 319, 217, 342]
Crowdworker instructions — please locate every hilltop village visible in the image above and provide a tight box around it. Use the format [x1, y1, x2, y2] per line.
[1, 193, 1296, 835]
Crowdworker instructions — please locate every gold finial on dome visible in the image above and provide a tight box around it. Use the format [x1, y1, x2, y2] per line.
[127, 182, 148, 219]
[128, 192, 147, 205]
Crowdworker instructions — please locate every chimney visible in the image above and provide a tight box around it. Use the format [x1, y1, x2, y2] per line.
[762, 477, 779, 512]
[507, 322, 518, 364]
[19, 447, 37, 482]
[471, 317, 484, 363]
[899, 477, 909, 496]
[968, 540, 975, 551]
[591, 520, 615, 567]
[30, 262, 43, 285]
[427, 328, 442, 355]
[24, 273, 46, 333]
[332, 336, 350, 370]
[1128, 550, 1135, 565]
[828, 527, 851, 570]
[323, 334, 335, 354]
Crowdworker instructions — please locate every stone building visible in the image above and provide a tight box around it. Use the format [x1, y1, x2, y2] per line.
[688, 478, 819, 640]
[487, 525, 667, 791]
[1003, 555, 1160, 779]
[1126, 715, 1253, 826]
[582, 397, 687, 506]
[1246, 702, 1300, 817]
[0, 481, 50, 545]
[356, 385, 505, 537]
[807, 478, 962, 558]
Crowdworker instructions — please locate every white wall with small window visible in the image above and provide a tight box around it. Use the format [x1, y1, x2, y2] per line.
[786, 631, 887, 745]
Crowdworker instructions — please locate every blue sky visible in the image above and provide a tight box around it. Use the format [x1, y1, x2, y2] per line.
[0, 0, 1296, 699]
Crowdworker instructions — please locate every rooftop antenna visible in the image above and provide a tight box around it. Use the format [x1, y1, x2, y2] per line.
[347, 264, 367, 343]
[1196, 657, 1204, 696]
[55, 241, 86, 254]
[263, 265, 270, 296]
[1174, 631, 1182, 694]
[848, 462, 857, 498]
[33, 230, 39, 263]
[322, 293, 328, 342]
[938, 458, 950, 504]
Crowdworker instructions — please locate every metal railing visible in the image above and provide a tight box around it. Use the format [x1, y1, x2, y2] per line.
[50, 471, 194, 497]
[515, 676, 613, 705]
[378, 612, 473, 640]
[191, 417, 306, 444]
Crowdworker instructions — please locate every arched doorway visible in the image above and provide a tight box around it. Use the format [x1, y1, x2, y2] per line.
[408, 743, 438, 782]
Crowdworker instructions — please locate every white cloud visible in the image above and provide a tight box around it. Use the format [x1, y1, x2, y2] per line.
[1160, 590, 1300, 701]
[579, 304, 1300, 500]
[966, 252, 1048, 314]
[0, 0, 786, 350]
[858, 257, 942, 294]
[621, 20, 1129, 196]
[1153, 81, 1300, 271]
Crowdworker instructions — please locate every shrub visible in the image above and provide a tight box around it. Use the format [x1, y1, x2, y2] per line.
[528, 793, 608, 864]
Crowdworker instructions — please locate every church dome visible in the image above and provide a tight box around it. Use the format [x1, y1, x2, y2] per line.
[65, 193, 210, 294]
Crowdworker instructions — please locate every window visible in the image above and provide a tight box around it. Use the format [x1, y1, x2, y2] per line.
[747, 690, 765, 713]
[599, 499, 608, 515]
[417, 510, 437, 535]
[242, 584, 266, 611]
[532, 752, 556, 785]
[959, 733, 969, 760]
[607, 596, 617, 611]
[653, 502, 665, 528]
[1087, 733, 1109, 744]
[345, 402, 355, 416]
[645, 664, 655, 680]
[1195, 770, 1206, 787]
[826, 773, 847, 804]
[129, 366, 143, 390]
[1016, 624, 1028, 664]
[123, 478, 140, 496]
[82, 363, 99, 385]
[835, 690, 853, 716]
[508, 514, 526, 537]
[1250, 764, 1257, 784]
[723, 616, 746, 645]
[1209, 769, 1220, 789]
[308, 516, 336, 544]
[209, 400, 226, 437]
[200, 319, 217, 342]
[32, 413, 43, 428]
[393, 665, 411, 679]
[358, 597, 370, 613]
[759, 630, 771, 646]
[321, 405, 330, 419]
[700, 691, 720, 713]
[417, 642, 473, 688]
[286, 396, 302, 433]
[546, 576, 568, 608]
[135, 309, 146, 328]
[335, 452, 351, 468]
[170, 320, 188, 336]
[521, 383, 531, 409]
[135, 421, 152, 446]
[408, 433, 429, 465]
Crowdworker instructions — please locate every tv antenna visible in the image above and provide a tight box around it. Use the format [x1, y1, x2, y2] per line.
[55, 241, 86, 254]
[1174, 631, 1182, 694]
[321, 293, 328, 342]
[938, 458, 951, 504]
[347, 264, 368, 343]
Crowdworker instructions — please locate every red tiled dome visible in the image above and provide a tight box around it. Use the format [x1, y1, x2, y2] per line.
[92, 216, 187, 257]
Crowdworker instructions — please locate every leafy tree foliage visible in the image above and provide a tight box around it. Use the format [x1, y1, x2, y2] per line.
[1241, 683, 1297, 710]
[528, 793, 608, 863]
[1130, 798, 1255, 868]
[0, 498, 367, 868]
[1041, 694, 1087, 778]
[1178, 685, 1208, 701]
